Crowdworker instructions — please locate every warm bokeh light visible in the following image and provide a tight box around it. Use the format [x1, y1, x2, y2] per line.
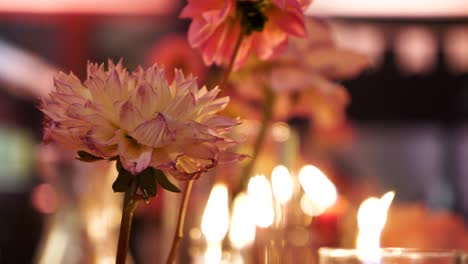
[444, 26, 468, 73]
[331, 24, 385, 66]
[229, 193, 256, 250]
[0, 0, 178, 14]
[298, 165, 337, 216]
[86, 207, 121, 241]
[247, 175, 274, 228]
[201, 184, 230, 264]
[201, 184, 230, 243]
[31, 183, 58, 214]
[356, 191, 395, 263]
[308, 0, 468, 17]
[271, 122, 291, 142]
[271, 165, 294, 204]
[395, 27, 436, 74]
[300, 194, 317, 217]
[0, 40, 56, 98]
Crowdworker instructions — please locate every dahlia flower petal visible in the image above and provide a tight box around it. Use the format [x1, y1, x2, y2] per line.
[87, 62, 106, 80]
[183, 143, 218, 161]
[198, 96, 229, 117]
[219, 151, 248, 163]
[118, 135, 153, 175]
[298, 0, 312, 9]
[181, 0, 308, 68]
[85, 75, 113, 110]
[202, 116, 240, 129]
[40, 102, 66, 121]
[232, 36, 252, 70]
[150, 149, 174, 168]
[179, 0, 227, 18]
[172, 70, 198, 96]
[268, 6, 306, 37]
[273, 0, 287, 9]
[54, 73, 90, 99]
[108, 59, 124, 73]
[188, 18, 217, 48]
[131, 113, 174, 148]
[105, 69, 126, 102]
[252, 25, 289, 60]
[132, 81, 159, 119]
[195, 86, 220, 106]
[201, 0, 233, 25]
[119, 100, 145, 132]
[173, 145, 217, 178]
[87, 119, 117, 144]
[179, 4, 194, 18]
[175, 121, 219, 143]
[167, 92, 196, 118]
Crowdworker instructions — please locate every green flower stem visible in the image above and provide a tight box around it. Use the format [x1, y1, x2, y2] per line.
[166, 180, 194, 264]
[239, 86, 275, 191]
[219, 33, 244, 90]
[116, 181, 140, 264]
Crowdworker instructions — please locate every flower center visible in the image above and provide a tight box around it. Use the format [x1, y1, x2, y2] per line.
[237, 0, 269, 35]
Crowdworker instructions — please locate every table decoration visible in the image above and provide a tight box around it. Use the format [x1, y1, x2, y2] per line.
[36, 0, 374, 262]
[319, 248, 467, 264]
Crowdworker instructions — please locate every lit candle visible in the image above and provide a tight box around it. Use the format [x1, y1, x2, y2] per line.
[201, 184, 230, 264]
[247, 175, 274, 228]
[298, 165, 337, 216]
[356, 191, 395, 264]
[271, 165, 293, 228]
[229, 192, 256, 264]
[298, 165, 340, 247]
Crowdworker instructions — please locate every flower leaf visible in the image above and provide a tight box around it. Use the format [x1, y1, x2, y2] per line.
[76, 151, 103, 162]
[112, 168, 133, 193]
[138, 167, 157, 201]
[154, 169, 181, 193]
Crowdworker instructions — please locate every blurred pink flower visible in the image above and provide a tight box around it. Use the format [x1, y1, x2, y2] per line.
[41, 61, 244, 180]
[180, 0, 312, 69]
[382, 203, 468, 250]
[229, 19, 370, 129]
[146, 34, 206, 84]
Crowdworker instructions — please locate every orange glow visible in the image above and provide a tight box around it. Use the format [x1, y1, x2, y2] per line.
[308, 0, 468, 17]
[0, 0, 178, 14]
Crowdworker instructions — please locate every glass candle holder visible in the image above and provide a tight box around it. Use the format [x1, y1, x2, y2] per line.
[319, 248, 467, 264]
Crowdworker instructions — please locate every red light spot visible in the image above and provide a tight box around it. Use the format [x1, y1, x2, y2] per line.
[31, 183, 58, 214]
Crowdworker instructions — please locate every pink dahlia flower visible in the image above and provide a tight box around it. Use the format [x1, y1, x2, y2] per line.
[146, 33, 206, 84]
[41, 61, 244, 180]
[180, 0, 312, 69]
[229, 19, 370, 129]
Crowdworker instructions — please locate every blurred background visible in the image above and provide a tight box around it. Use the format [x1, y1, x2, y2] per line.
[0, 0, 467, 263]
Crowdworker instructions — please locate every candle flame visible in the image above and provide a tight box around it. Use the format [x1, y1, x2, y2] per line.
[298, 165, 337, 216]
[229, 192, 256, 249]
[271, 165, 294, 204]
[247, 175, 275, 228]
[201, 184, 230, 242]
[356, 191, 395, 263]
